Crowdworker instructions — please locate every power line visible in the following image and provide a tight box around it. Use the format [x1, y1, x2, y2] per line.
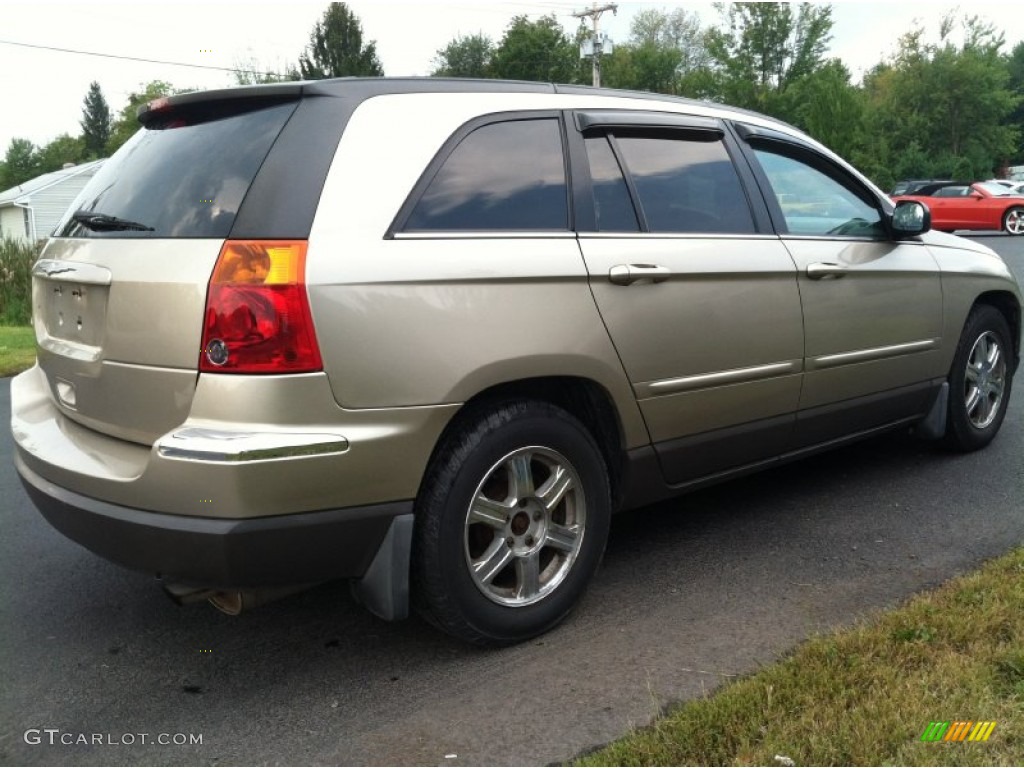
[0, 38, 283, 78]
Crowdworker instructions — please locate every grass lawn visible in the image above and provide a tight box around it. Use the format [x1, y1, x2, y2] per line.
[578, 547, 1024, 766]
[0, 326, 35, 377]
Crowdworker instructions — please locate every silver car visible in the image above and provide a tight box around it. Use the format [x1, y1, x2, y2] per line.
[11, 79, 1021, 644]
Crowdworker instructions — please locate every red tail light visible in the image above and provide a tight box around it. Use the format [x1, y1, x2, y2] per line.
[200, 241, 322, 374]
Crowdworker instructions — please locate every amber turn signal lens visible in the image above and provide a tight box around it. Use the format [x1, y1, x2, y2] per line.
[210, 241, 305, 285]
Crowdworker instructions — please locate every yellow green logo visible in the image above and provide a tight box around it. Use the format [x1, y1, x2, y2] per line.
[920, 721, 996, 742]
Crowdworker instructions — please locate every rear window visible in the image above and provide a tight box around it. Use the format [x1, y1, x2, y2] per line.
[57, 101, 297, 238]
[403, 118, 569, 231]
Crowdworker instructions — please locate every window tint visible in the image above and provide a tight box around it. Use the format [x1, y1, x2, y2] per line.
[405, 119, 568, 231]
[614, 135, 754, 234]
[977, 182, 1013, 196]
[753, 148, 885, 238]
[58, 102, 297, 239]
[933, 186, 970, 198]
[584, 136, 639, 231]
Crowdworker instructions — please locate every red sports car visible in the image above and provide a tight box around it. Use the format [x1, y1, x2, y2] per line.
[892, 181, 1024, 235]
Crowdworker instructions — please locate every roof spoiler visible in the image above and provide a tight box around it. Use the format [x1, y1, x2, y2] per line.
[137, 82, 307, 126]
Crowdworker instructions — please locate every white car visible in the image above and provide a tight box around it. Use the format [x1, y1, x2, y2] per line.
[986, 179, 1024, 195]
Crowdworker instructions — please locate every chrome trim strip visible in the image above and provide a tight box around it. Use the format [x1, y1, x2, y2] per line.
[642, 360, 802, 396]
[156, 427, 349, 463]
[781, 235, 927, 246]
[395, 232, 780, 241]
[33, 260, 112, 286]
[579, 233, 779, 241]
[810, 339, 938, 370]
[782, 235, 884, 242]
[392, 231, 576, 240]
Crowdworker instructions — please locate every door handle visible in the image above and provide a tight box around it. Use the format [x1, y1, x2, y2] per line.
[806, 262, 848, 280]
[608, 264, 670, 286]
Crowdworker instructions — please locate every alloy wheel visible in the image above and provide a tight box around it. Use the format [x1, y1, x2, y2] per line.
[464, 446, 586, 607]
[1005, 208, 1024, 235]
[963, 330, 1006, 429]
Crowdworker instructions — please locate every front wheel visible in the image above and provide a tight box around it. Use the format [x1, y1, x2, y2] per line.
[412, 400, 611, 645]
[943, 305, 1014, 451]
[1003, 206, 1024, 236]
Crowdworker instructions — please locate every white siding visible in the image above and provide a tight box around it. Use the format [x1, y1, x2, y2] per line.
[0, 205, 28, 244]
[32, 172, 96, 240]
[0, 161, 104, 244]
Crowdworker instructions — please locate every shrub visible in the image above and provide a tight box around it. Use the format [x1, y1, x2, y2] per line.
[0, 237, 42, 325]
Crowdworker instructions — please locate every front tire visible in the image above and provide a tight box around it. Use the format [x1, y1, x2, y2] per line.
[1003, 206, 1024, 236]
[412, 400, 611, 645]
[942, 305, 1014, 451]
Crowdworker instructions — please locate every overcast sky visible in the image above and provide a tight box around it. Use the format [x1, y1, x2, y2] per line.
[1, 0, 1023, 155]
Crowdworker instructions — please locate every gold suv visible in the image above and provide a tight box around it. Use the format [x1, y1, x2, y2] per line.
[10, 79, 1021, 645]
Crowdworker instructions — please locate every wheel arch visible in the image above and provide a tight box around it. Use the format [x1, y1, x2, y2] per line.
[417, 376, 630, 511]
[973, 291, 1021, 373]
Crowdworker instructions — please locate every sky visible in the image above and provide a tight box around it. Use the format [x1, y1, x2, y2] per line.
[1, 0, 1024, 156]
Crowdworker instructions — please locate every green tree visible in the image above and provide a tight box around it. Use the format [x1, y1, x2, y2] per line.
[79, 81, 111, 157]
[866, 15, 1018, 180]
[232, 55, 295, 84]
[703, 2, 834, 117]
[782, 59, 863, 160]
[1, 139, 40, 190]
[106, 81, 184, 155]
[432, 33, 494, 78]
[36, 134, 88, 174]
[490, 15, 579, 84]
[298, 3, 383, 79]
[1004, 40, 1024, 164]
[632, 8, 708, 73]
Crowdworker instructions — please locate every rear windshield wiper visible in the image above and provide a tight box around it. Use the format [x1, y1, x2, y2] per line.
[72, 210, 154, 232]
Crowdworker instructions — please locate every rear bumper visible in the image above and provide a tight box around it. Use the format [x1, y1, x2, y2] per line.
[17, 454, 410, 589]
[11, 364, 458, 518]
[10, 365, 448, 618]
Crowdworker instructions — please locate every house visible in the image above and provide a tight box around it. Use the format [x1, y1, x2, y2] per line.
[0, 159, 105, 244]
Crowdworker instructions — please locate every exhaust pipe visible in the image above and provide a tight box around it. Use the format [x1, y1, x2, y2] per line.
[163, 582, 217, 605]
[162, 580, 317, 614]
[207, 584, 316, 616]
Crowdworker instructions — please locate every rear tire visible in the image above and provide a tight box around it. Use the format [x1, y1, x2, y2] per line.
[412, 399, 611, 646]
[942, 305, 1014, 451]
[1003, 206, 1024, 236]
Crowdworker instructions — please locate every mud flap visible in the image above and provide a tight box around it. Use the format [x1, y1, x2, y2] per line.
[352, 513, 414, 621]
[914, 381, 949, 440]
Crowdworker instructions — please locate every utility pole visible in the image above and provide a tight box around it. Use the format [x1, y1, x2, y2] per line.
[573, 2, 617, 88]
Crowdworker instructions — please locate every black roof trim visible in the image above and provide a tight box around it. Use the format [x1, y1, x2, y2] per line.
[906, 181, 975, 197]
[137, 78, 559, 124]
[136, 77, 800, 135]
[554, 83, 802, 134]
[302, 76, 556, 97]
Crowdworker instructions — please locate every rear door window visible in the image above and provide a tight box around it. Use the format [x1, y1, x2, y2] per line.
[583, 135, 639, 232]
[57, 101, 297, 239]
[403, 118, 569, 231]
[612, 133, 755, 234]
